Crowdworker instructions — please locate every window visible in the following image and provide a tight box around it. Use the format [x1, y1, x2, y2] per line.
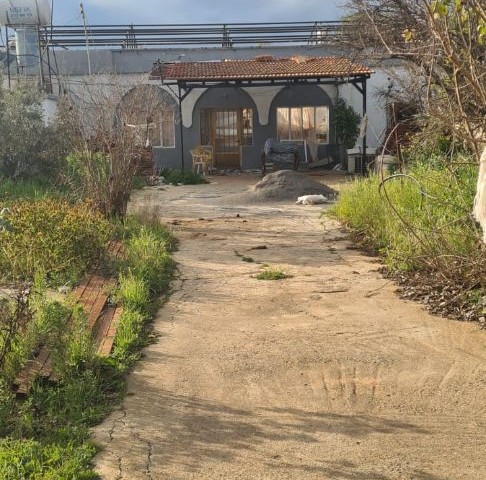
[125, 108, 175, 148]
[160, 109, 175, 148]
[121, 85, 177, 149]
[277, 106, 329, 145]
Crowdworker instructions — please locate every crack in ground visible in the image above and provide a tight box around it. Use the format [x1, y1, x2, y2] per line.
[108, 408, 127, 443]
[115, 456, 123, 480]
[145, 439, 154, 480]
[133, 432, 154, 480]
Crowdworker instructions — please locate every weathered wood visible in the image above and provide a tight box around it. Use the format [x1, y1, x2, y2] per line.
[94, 306, 123, 357]
[14, 241, 125, 395]
[15, 347, 51, 395]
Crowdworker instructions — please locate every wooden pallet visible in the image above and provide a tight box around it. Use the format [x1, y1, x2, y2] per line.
[14, 244, 124, 395]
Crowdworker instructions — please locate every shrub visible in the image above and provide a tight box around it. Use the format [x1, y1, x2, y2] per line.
[159, 168, 208, 185]
[0, 84, 66, 180]
[332, 159, 483, 285]
[334, 97, 361, 149]
[0, 199, 111, 285]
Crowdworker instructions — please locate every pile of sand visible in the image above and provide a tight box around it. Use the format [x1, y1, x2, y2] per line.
[248, 170, 336, 201]
[215, 170, 337, 205]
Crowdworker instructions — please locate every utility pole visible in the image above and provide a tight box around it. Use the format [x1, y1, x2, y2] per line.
[80, 3, 92, 75]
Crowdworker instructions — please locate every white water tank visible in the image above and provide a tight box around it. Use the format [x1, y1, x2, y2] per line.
[0, 0, 52, 27]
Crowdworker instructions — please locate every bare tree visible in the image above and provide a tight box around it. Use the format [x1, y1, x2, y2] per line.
[58, 76, 174, 217]
[344, 0, 485, 155]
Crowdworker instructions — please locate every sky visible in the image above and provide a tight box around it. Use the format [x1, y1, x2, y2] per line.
[53, 0, 345, 25]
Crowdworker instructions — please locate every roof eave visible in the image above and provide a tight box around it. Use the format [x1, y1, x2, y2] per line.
[155, 72, 373, 83]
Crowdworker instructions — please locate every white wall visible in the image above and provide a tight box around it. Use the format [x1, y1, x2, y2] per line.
[338, 68, 388, 151]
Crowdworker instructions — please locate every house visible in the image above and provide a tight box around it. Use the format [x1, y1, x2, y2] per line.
[1, 21, 400, 172]
[147, 55, 373, 171]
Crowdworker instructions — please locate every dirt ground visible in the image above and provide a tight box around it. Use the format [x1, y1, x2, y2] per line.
[93, 173, 486, 480]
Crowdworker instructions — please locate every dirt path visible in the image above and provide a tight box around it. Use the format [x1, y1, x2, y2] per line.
[93, 175, 486, 480]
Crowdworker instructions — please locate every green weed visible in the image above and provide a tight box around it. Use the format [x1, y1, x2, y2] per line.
[331, 160, 482, 285]
[256, 266, 290, 281]
[0, 214, 175, 479]
[117, 272, 150, 312]
[0, 177, 65, 203]
[0, 438, 98, 480]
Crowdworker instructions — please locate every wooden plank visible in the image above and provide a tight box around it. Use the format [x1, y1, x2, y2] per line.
[38, 353, 53, 378]
[97, 307, 122, 357]
[15, 347, 51, 394]
[93, 306, 116, 348]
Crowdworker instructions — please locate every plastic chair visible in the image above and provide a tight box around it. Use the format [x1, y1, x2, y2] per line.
[191, 146, 214, 176]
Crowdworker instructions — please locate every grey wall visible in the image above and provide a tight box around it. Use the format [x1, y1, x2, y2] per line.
[48, 44, 350, 76]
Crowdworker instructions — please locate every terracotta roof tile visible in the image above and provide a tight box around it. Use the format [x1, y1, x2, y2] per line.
[152, 56, 373, 82]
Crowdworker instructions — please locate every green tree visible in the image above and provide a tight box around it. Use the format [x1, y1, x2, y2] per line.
[334, 97, 361, 149]
[0, 82, 64, 179]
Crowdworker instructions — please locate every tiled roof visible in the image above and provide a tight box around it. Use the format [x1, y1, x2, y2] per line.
[152, 56, 373, 82]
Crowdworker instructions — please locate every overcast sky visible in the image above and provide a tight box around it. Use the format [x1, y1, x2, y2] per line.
[54, 0, 346, 25]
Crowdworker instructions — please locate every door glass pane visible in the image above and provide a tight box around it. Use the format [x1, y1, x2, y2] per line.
[215, 110, 239, 153]
[242, 109, 253, 146]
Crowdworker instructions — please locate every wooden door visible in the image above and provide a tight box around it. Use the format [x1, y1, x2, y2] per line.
[212, 109, 241, 169]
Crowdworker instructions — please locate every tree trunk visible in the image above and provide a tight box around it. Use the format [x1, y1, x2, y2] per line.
[473, 146, 486, 243]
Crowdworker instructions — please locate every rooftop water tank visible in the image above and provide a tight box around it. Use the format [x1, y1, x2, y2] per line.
[0, 0, 52, 27]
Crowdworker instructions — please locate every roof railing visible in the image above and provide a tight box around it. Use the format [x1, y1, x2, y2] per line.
[38, 21, 352, 49]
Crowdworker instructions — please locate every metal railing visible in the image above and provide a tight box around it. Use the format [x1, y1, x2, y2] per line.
[40, 21, 352, 49]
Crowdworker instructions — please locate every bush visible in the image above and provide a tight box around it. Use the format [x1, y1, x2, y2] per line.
[0, 199, 111, 285]
[159, 168, 208, 185]
[332, 159, 483, 285]
[0, 84, 66, 180]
